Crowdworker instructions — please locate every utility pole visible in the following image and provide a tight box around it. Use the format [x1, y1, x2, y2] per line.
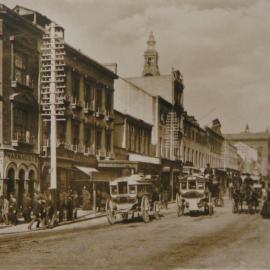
[40, 22, 66, 210]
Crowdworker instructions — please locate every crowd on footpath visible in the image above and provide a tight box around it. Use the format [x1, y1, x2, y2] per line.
[0, 186, 100, 230]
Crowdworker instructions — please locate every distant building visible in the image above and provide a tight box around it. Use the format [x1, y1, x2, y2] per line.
[182, 115, 225, 170]
[225, 126, 270, 176]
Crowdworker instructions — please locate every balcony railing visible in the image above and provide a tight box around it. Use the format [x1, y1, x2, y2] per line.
[84, 144, 95, 156]
[70, 96, 82, 109]
[12, 74, 34, 90]
[83, 100, 95, 114]
[12, 131, 35, 146]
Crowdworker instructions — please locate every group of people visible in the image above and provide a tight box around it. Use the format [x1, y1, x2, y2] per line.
[0, 189, 84, 230]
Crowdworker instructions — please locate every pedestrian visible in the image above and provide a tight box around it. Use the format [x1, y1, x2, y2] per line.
[66, 191, 73, 221]
[22, 193, 32, 222]
[28, 197, 41, 230]
[82, 186, 90, 210]
[228, 181, 233, 200]
[9, 193, 17, 225]
[2, 195, 9, 225]
[72, 191, 79, 220]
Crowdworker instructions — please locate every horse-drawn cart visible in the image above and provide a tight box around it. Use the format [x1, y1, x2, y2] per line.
[105, 174, 161, 225]
[176, 174, 214, 216]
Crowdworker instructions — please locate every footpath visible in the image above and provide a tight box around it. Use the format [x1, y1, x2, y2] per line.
[0, 209, 106, 235]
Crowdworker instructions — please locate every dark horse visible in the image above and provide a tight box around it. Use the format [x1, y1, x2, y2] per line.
[232, 183, 259, 214]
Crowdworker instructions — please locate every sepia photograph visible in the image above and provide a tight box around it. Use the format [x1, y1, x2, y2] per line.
[0, 0, 268, 269]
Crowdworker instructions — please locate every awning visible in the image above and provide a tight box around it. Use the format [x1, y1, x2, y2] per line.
[75, 166, 99, 176]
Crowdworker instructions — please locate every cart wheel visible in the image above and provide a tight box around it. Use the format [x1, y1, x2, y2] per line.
[209, 205, 214, 216]
[141, 196, 150, 223]
[106, 198, 116, 225]
[154, 201, 160, 220]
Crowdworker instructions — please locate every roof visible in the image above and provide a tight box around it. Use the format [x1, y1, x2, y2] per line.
[225, 131, 270, 141]
[109, 174, 152, 186]
[125, 75, 172, 103]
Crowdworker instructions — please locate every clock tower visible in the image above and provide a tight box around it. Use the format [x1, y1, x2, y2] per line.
[143, 32, 160, 76]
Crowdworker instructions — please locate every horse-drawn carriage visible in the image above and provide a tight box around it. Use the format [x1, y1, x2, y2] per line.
[105, 174, 161, 225]
[232, 181, 261, 214]
[176, 174, 214, 216]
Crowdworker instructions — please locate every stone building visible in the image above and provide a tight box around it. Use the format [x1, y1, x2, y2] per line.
[225, 126, 270, 176]
[0, 5, 42, 204]
[0, 5, 122, 208]
[182, 114, 225, 170]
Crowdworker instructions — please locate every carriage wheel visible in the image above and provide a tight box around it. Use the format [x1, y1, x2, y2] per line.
[141, 196, 150, 223]
[106, 198, 116, 225]
[154, 201, 160, 220]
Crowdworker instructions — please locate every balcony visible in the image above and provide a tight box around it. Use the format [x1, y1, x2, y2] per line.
[12, 131, 35, 147]
[105, 110, 114, 121]
[95, 107, 106, 118]
[84, 144, 95, 156]
[83, 100, 95, 114]
[70, 96, 82, 110]
[105, 151, 115, 160]
[11, 75, 34, 90]
[96, 149, 106, 160]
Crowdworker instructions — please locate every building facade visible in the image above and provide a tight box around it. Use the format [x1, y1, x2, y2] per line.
[225, 126, 270, 176]
[0, 5, 122, 208]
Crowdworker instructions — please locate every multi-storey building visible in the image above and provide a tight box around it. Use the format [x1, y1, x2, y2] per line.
[0, 5, 42, 205]
[182, 114, 225, 170]
[0, 5, 120, 208]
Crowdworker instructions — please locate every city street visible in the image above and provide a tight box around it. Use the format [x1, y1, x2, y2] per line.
[0, 198, 269, 269]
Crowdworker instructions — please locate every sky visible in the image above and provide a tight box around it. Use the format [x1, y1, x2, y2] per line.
[2, 0, 270, 133]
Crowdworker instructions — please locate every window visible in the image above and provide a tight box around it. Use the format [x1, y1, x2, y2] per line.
[84, 80, 93, 104]
[188, 181, 196, 189]
[111, 185, 117, 195]
[72, 123, 79, 146]
[105, 132, 111, 153]
[14, 51, 27, 85]
[118, 182, 128, 194]
[96, 130, 102, 151]
[57, 122, 66, 144]
[84, 125, 92, 148]
[96, 88, 102, 111]
[72, 74, 80, 100]
[129, 185, 136, 194]
[14, 107, 29, 140]
[105, 90, 112, 113]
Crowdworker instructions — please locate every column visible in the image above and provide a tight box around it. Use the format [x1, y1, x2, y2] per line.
[10, 101, 14, 141]
[79, 121, 84, 152]
[66, 117, 72, 146]
[101, 87, 106, 114]
[100, 128, 106, 157]
[110, 131, 114, 159]
[79, 76, 84, 103]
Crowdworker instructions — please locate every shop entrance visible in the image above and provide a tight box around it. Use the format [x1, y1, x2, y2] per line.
[18, 169, 25, 208]
[7, 168, 15, 198]
[28, 170, 35, 198]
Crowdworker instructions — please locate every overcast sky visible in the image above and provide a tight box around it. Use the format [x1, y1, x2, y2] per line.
[3, 0, 270, 133]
